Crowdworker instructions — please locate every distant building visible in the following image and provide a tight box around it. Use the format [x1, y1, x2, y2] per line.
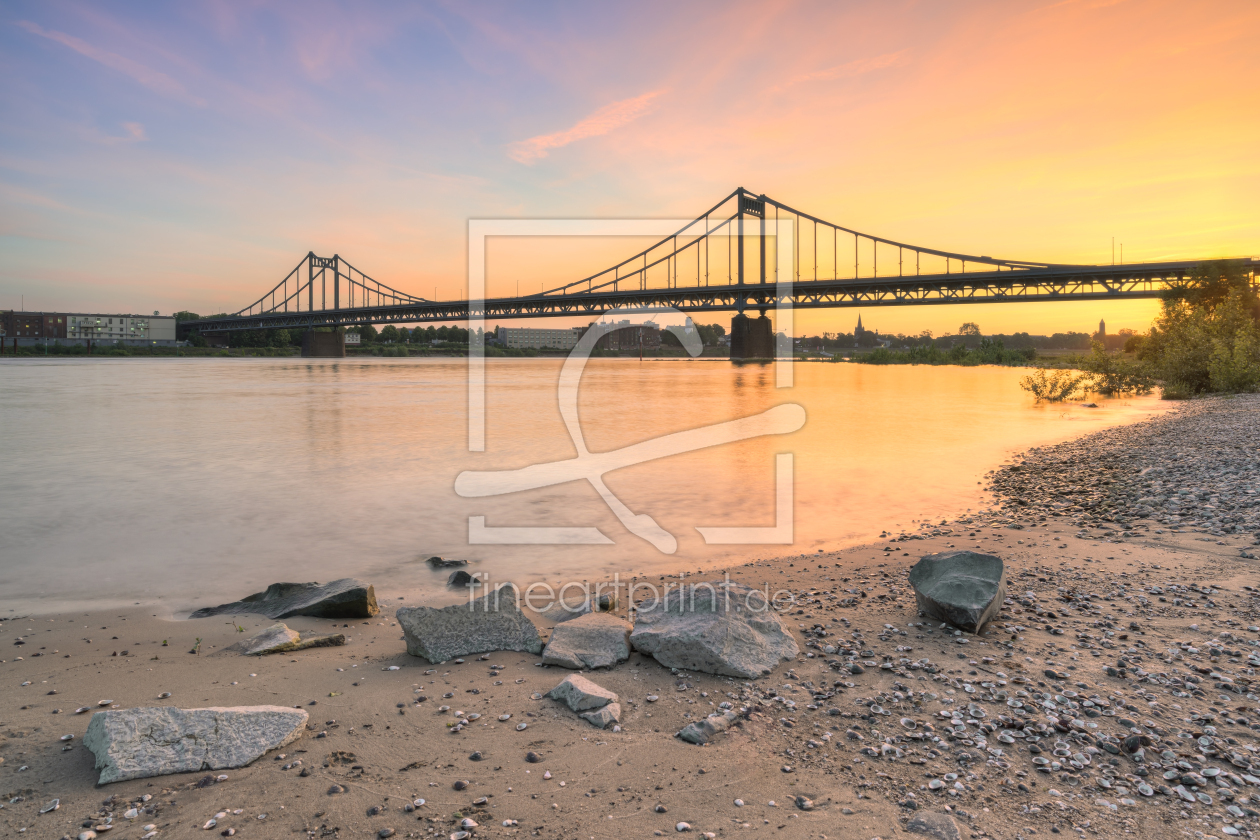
[497, 325, 585, 350]
[68, 313, 176, 344]
[0, 311, 176, 346]
[853, 313, 889, 348]
[1096, 318, 1106, 339]
[587, 320, 662, 352]
[345, 332, 361, 345]
[1, 311, 66, 340]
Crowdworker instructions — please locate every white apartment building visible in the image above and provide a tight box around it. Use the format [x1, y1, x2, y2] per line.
[67, 313, 177, 345]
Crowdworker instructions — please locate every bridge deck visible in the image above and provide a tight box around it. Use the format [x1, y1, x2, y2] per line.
[185, 259, 1257, 333]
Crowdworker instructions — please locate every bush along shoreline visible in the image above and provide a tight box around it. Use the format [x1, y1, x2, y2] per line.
[1021, 260, 1260, 402]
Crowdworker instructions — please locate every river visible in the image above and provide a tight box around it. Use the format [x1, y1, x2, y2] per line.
[0, 357, 1170, 615]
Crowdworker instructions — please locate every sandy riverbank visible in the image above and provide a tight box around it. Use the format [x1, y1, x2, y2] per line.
[2, 397, 1258, 840]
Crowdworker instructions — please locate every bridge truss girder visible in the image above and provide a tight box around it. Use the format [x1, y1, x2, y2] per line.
[184, 260, 1256, 333]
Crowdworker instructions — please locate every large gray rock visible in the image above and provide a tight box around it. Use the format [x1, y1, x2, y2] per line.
[629, 581, 799, 678]
[907, 551, 1006, 633]
[396, 584, 542, 663]
[83, 706, 308, 784]
[545, 673, 619, 712]
[541, 613, 631, 669]
[220, 623, 346, 656]
[190, 579, 379, 620]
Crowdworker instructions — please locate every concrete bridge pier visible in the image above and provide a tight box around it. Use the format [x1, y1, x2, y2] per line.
[301, 330, 345, 357]
[729, 312, 774, 360]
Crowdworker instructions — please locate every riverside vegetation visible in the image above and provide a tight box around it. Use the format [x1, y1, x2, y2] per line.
[1022, 261, 1260, 402]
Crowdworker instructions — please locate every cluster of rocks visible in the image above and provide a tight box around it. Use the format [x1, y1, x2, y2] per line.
[986, 394, 1260, 545]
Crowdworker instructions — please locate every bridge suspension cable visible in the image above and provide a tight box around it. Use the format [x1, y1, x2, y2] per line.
[232, 251, 428, 318]
[535, 187, 1072, 301]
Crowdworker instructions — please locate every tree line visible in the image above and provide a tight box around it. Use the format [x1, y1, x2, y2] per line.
[1021, 261, 1260, 400]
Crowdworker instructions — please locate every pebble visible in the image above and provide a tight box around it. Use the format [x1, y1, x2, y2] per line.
[526, 752, 542, 763]
[676, 822, 692, 832]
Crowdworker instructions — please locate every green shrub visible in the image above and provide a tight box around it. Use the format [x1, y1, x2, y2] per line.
[1138, 260, 1260, 396]
[1070, 342, 1155, 396]
[1019, 368, 1086, 402]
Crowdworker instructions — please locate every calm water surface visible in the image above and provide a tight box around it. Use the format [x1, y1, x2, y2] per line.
[0, 357, 1169, 615]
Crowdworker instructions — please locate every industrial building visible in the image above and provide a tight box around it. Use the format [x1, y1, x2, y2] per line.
[496, 325, 585, 350]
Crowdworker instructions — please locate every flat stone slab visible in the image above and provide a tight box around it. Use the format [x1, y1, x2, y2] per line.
[83, 706, 308, 784]
[541, 613, 631, 669]
[629, 581, 799, 678]
[190, 579, 379, 620]
[546, 674, 618, 712]
[220, 623, 346, 656]
[908, 551, 1006, 633]
[396, 584, 542, 663]
[235, 624, 299, 655]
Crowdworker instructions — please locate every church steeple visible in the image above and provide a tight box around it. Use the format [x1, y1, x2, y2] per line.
[856, 313, 864, 334]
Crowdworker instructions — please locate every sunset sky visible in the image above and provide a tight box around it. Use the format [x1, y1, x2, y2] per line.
[2, 0, 1257, 337]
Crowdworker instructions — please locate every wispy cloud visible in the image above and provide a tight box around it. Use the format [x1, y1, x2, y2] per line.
[775, 50, 908, 92]
[88, 121, 148, 145]
[508, 90, 665, 164]
[16, 20, 204, 106]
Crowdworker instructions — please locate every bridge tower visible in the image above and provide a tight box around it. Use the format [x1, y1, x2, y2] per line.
[300, 252, 347, 357]
[729, 189, 775, 360]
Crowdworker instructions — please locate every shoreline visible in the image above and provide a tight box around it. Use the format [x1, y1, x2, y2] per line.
[2, 396, 1258, 840]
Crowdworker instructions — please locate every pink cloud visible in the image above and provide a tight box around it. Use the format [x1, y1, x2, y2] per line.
[776, 50, 908, 91]
[16, 20, 204, 106]
[508, 90, 666, 164]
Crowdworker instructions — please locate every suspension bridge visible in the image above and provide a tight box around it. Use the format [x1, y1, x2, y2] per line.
[182, 187, 1258, 358]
